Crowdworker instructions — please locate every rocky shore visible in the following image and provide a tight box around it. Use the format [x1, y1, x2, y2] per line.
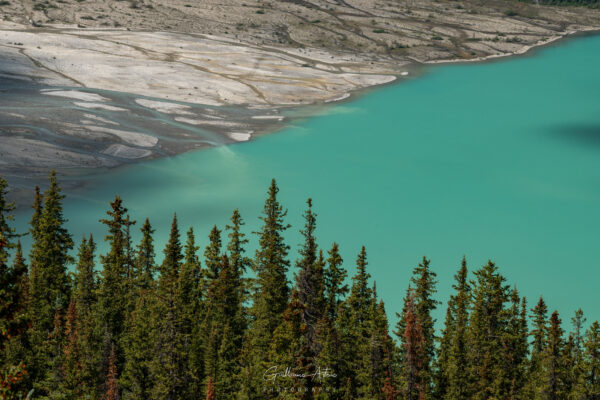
[1, 0, 600, 197]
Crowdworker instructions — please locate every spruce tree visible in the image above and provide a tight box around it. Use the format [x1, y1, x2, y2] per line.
[28, 171, 74, 394]
[152, 214, 187, 400]
[204, 225, 222, 282]
[445, 257, 471, 400]
[500, 288, 529, 399]
[29, 171, 74, 332]
[241, 179, 291, 399]
[121, 290, 156, 400]
[324, 242, 347, 321]
[529, 296, 548, 398]
[541, 311, 565, 400]
[225, 209, 251, 279]
[136, 218, 156, 290]
[176, 227, 202, 396]
[295, 198, 325, 354]
[406, 256, 439, 397]
[435, 301, 454, 400]
[340, 247, 374, 398]
[97, 195, 135, 378]
[402, 291, 425, 400]
[467, 260, 509, 400]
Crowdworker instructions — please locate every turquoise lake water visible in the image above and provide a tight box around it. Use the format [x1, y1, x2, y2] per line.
[13, 34, 600, 329]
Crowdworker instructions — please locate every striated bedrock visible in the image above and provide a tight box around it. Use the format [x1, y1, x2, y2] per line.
[0, 26, 402, 106]
[2, 0, 600, 62]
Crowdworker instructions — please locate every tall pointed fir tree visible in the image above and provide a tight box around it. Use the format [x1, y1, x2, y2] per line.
[402, 291, 425, 400]
[27, 171, 74, 394]
[151, 214, 189, 400]
[203, 254, 245, 399]
[337, 246, 374, 399]
[176, 227, 202, 396]
[64, 235, 98, 398]
[564, 309, 587, 399]
[528, 296, 549, 399]
[500, 288, 529, 399]
[294, 199, 326, 362]
[267, 290, 309, 399]
[204, 225, 222, 283]
[315, 243, 348, 399]
[241, 179, 291, 399]
[396, 256, 439, 398]
[369, 299, 395, 400]
[466, 260, 509, 400]
[540, 311, 566, 400]
[324, 242, 347, 321]
[97, 195, 135, 391]
[121, 220, 158, 400]
[443, 257, 471, 400]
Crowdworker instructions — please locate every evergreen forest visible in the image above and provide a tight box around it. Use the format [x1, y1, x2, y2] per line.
[1, 173, 599, 400]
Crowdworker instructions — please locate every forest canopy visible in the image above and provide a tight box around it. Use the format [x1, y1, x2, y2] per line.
[0, 173, 599, 400]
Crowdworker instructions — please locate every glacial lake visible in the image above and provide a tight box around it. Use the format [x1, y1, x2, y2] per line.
[13, 34, 600, 328]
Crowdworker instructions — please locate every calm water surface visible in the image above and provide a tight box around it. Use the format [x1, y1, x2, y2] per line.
[14, 34, 600, 328]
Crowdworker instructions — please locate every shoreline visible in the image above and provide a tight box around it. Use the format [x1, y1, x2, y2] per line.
[410, 27, 600, 66]
[1, 23, 600, 201]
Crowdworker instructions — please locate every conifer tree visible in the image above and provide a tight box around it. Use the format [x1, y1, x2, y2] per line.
[61, 297, 82, 398]
[121, 290, 156, 400]
[97, 195, 135, 382]
[402, 256, 439, 397]
[152, 214, 187, 400]
[580, 321, 600, 398]
[500, 288, 529, 399]
[369, 299, 395, 400]
[28, 171, 74, 394]
[467, 260, 509, 400]
[402, 292, 425, 400]
[540, 311, 565, 400]
[295, 199, 325, 355]
[341, 247, 374, 398]
[136, 218, 156, 290]
[445, 257, 471, 400]
[74, 235, 97, 318]
[225, 209, 251, 279]
[120, 222, 157, 399]
[69, 234, 101, 398]
[565, 309, 586, 399]
[204, 225, 222, 282]
[528, 296, 548, 398]
[267, 290, 309, 399]
[241, 179, 291, 399]
[435, 302, 454, 400]
[203, 254, 245, 398]
[29, 171, 74, 332]
[324, 242, 347, 321]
